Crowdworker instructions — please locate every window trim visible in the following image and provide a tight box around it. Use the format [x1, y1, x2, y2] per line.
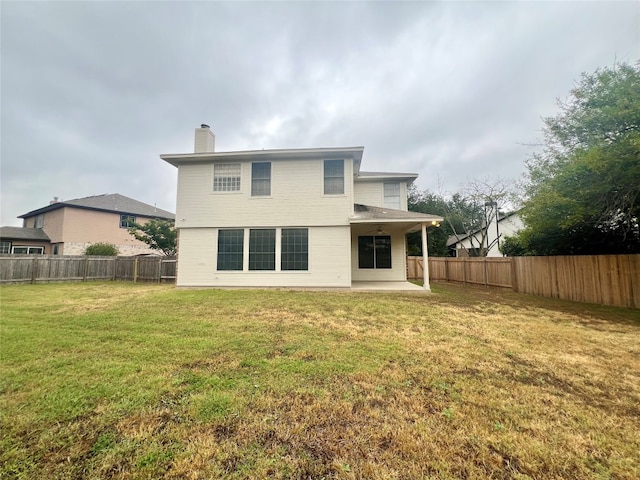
[11, 246, 44, 255]
[251, 162, 272, 197]
[0, 241, 11, 254]
[281, 228, 309, 271]
[323, 159, 345, 195]
[120, 214, 136, 229]
[216, 228, 310, 273]
[213, 163, 242, 193]
[249, 229, 276, 271]
[358, 235, 392, 269]
[217, 229, 245, 271]
[383, 182, 401, 210]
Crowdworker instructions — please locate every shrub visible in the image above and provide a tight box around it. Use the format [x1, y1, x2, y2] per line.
[84, 243, 119, 256]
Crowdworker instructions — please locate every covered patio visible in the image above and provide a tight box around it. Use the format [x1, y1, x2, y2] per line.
[349, 204, 443, 291]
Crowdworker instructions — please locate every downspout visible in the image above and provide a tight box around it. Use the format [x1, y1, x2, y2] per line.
[421, 223, 430, 291]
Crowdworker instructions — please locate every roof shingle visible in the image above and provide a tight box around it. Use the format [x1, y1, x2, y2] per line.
[0, 226, 50, 241]
[19, 193, 175, 220]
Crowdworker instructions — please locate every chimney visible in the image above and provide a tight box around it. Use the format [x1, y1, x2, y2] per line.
[50, 196, 59, 205]
[194, 124, 216, 153]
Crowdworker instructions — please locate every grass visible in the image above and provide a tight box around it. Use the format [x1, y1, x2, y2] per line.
[1, 281, 639, 479]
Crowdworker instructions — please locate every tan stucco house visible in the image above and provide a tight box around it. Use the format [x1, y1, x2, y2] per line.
[161, 125, 442, 290]
[1, 194, 174, 255]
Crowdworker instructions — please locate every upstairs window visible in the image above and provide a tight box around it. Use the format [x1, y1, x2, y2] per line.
[358, 235, 392, 269]
[324, 159, 344, 195]
[251, 162, 271, 196]
[383, 182, 401, 210]
[120, 214, 136, 229]
[214, 163, 241, 192]
[34, 214, 44, 228]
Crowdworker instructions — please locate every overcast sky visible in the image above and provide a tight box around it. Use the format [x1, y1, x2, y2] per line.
[1, 1, 638, 226]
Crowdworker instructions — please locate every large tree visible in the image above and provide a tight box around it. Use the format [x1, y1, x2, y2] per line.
[409, 177, 516, 257]
[515, 63, 640, 255]
[128, 219, 178, 256]
[408, 177, 515, 257]
[445, 177, 515, 257]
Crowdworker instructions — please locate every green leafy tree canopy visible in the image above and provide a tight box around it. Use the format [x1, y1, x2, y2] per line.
[517, 62, 640, 255]
[128, 219, 177, 256]
[408, 188, 451, 257]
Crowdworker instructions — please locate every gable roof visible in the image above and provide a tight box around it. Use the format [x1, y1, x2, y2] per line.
[0, 226, 50, 241]
[18, 194, 175, 220]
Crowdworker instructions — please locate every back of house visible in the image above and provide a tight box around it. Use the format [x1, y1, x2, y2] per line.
[162, 125, 442, 288]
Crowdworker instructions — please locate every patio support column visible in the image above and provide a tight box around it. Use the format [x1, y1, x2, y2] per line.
[421, 222, 431, 291]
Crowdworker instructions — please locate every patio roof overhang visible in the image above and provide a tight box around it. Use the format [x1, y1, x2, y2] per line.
[349, 204, 443, 233]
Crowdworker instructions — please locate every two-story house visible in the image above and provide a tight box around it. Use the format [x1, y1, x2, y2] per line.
[161, 125, 442, 290]
[1, 194, 175, 255]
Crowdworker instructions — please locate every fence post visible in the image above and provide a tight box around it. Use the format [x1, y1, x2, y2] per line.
[31, 257, 38, 284]
[157, 257, 162, 283]
[133, 257, 139, 283]
[484, 258, 488, 287]
[462, 258, 467, 285]
[83, 257, 89, 281]
[510, 257, 518, 292]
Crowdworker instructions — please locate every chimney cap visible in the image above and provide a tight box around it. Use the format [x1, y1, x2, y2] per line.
[200, 124, 210, 129]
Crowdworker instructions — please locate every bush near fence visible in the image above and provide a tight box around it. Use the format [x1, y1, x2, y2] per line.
[0, 255, 176, 284]
[408, 255, 639, 309]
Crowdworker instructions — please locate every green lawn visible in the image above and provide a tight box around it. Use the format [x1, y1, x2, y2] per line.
[1, 282, 639, 479]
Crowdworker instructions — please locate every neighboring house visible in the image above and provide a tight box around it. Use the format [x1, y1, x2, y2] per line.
[1, 194, 175, 255]
[446, 211, 523, 257]
[161, 125, 442, 289]
[0, 226, 51, 254]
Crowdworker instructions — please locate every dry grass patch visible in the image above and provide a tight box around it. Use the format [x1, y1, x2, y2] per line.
[1, 282, 639, 479]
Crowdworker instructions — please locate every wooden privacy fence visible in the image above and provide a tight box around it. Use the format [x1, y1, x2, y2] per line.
[0, 255, 177, 284]
[408, 255, 640, 309]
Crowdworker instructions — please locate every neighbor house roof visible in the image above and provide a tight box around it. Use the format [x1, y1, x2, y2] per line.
[445, 210, 521, 247]
[0, 226, 50, 241]
[18, 194, 175, 220]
